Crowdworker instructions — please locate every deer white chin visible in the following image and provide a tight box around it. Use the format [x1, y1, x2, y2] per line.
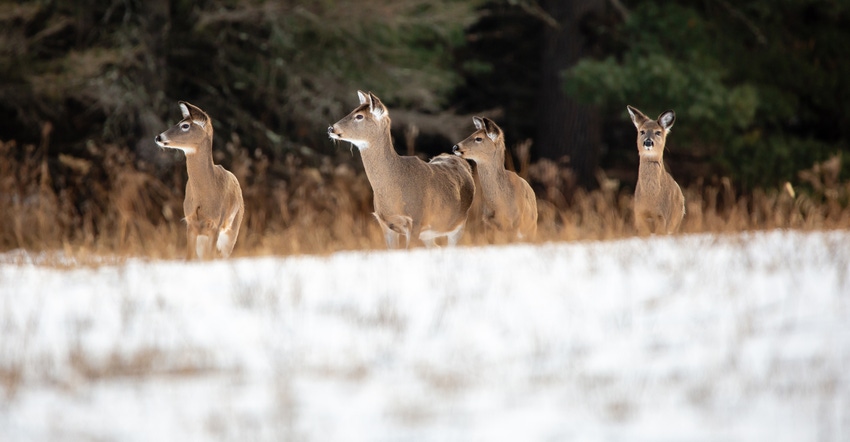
[344, 139, 370, 151]
[156, 141, 197, 155]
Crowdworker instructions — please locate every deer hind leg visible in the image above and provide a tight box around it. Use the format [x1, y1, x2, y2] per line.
[216, 205, 244, 258]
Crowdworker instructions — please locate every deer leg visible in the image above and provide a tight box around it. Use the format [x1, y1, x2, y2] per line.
[446, 222, 466, 246]
[193, 219, 218, 259]
[195, 235, 211, 259]
[375, 213, 413, 249]
[408, 220, 425, 249]
[383, 229, 400, 249]
[668, 208, 684, 234]
[186, 223, 199, 260]
[216, 205, 243, 257]
[655, 214, 668, 235]
[634, 213, 651, 236]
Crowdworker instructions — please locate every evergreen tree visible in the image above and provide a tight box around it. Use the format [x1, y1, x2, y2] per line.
[0, 0, 481, 161]
[564, 0, 850, 189]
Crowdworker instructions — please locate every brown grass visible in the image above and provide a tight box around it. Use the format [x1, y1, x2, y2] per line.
[1, 133, 848, 261]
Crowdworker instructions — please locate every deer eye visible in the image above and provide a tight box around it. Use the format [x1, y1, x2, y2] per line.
[355, 114, 364, 121]
[474, 137, 483, 142]
[655, 131, 662, 136]
[180, 123, 191, 131]
[639, 130, 645, 135]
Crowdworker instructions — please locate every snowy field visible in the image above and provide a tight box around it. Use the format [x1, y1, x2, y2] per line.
[1, 230, 848, 441]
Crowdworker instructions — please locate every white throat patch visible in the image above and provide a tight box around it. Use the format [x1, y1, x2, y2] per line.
[347, 139, 370, 151]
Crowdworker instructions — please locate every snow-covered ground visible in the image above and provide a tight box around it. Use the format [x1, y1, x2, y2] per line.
[0, 230, 848, 441]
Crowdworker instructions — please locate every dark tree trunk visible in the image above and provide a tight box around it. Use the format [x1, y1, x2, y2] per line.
[134, 0, 174, 168]
[536, 0, 604, 188]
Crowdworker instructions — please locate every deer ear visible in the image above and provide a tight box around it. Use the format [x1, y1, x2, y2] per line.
[658, 110, 675, 132]
[357, 90, 370, 106]
[627, 105, 649, 129]
[179, 101, 207, 128]
[472, 116, 485, 130]
[368, 92, 387, 120]
[482, 117, 503, 141]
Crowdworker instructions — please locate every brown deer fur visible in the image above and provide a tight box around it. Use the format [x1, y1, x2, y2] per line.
[453, 117, 538, 240]
[155, 101, 244, 259]
[328, 91, 475, 248]
[627, 105, 685, 235]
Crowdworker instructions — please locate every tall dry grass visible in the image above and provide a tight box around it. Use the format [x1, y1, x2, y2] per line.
[1, 131, 848, 261]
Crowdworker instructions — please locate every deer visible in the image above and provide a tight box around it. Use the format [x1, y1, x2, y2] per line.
[155, 101, 244, 259]
[452, 116, 538, 240]
[328, 91, 475, 249]
[627, 105, 685, 235]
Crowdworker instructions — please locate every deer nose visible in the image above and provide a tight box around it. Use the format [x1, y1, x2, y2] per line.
[327, 126, 334, 135]
[155, 134, 163, 143]
[452, 145, 460, 153]
[643, 139, 654, 148]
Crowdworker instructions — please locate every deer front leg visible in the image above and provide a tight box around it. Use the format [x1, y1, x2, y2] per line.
[446, 222, 466, 246]
[375, 213, 413, 249]
[194, 219, 221, 259]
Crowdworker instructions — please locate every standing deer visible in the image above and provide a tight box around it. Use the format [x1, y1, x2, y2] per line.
[328, 91, 475, 248]
[627, 105, 685, 235]
[155, 101, 244, 259]
[453, 116, 538, 240]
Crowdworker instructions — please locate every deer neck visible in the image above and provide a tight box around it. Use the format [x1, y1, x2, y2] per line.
[475, 148, 511, 205]
[185, 137, 216, 184]
[358, 125, 401, 183]
[638, 156, 665, 183]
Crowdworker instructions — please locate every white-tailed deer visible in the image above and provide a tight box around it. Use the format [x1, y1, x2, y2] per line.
[627, 105, 685, 235]
[328, 91, 475, 248]
[453, 117, 538, 240]
[155, 101, 244, 259]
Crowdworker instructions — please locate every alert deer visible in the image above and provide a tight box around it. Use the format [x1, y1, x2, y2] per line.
[155, 101, 244, 259]
[627, 105, 685, 235]
[453, 117, 538, 240]
[328, 91, 475, 248]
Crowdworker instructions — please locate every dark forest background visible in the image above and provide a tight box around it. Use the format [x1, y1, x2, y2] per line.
[1, 0, 848, 251]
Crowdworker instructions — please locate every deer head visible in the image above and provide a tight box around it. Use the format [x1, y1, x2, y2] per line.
[155, 101, 213, 155]
[328, 91, 390, 151]
[452, 116, 505, 164]
[627, 105, 675, 160]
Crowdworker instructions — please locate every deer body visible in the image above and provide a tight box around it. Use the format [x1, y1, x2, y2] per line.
[156, 101, 244, 259]
[627, 105, 685, 235]
[329, 91, 474, 248]
[453, 117, 537, 239]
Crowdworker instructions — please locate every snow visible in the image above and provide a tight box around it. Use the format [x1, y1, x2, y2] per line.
[0, 230, 848, 441]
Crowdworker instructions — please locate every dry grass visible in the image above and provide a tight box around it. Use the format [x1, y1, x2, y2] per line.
[1, 132, 848, 261]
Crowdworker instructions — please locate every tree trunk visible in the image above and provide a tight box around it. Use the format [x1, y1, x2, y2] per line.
[134, 0, 174, 168]
[536, 0, 604, 188]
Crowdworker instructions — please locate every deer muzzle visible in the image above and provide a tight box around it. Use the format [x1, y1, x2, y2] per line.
[328, 126, 341, 139]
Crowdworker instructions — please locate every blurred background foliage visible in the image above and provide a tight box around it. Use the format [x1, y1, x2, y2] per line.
[0, 0, 847, 192]
[564, 0, 849, 190]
